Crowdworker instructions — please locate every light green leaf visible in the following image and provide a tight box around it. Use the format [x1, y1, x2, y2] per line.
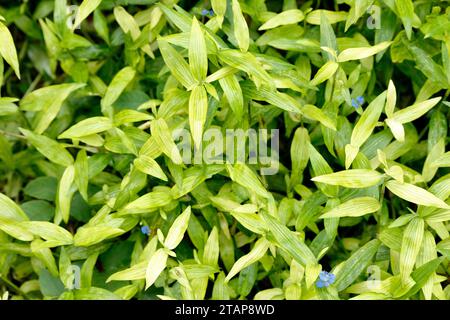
[310, 61, 339, 86]
[189, 85, 208, 149]
[311, 169, 384, 188]
[101, 67, 136, 115]
[386, 180, 450, 209]
[73, 0, 102, 29]
[59, 117, 113, 140]
[259, 9, 304, 31]
[145, 248, 168, 289]
[231, 0, 249, 52]
[320, 197, 380, 218]
[225, 237, 270, 282]
[164, 206, 191, 250]
[0, 21, 20, 78]
[158, 38, 196, 89]
[391, 97, 441, 124]
[19, 128, 74, 167]
[189, 18, 207, 81]
[150, 118, 183, 165]
[337, 41, 392, 62]
[55, 165, 75, 224]
[400, 217, 424, 282]
[218, 74, 243, 118]
[334, 239, 380, 291]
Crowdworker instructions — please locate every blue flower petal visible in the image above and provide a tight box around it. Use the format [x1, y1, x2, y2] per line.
[351, 98, 359, 108]
[328, 273, 336, 284]
[316, 280, 326, 288]
[356, 96, 365, 104]
[319, 271, 329, 281]
[210, 10, 215, 15]
[201, 9, 210, 16]
[141, 225, 150, 235]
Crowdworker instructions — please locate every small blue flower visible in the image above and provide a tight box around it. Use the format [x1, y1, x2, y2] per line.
[351, 96, 365, 109]
[209, 10, 215, 16]
[201, 9, 210, 16]
[141, 225, 151, 236]
[316, 271, 336, 288]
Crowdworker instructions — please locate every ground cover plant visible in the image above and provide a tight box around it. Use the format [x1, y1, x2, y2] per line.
[0, 0, 449, 300]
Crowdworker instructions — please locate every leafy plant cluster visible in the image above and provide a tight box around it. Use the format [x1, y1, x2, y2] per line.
[0, 0, 449, 300]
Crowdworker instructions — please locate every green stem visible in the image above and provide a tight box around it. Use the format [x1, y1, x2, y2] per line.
[0, 274, 32, 300]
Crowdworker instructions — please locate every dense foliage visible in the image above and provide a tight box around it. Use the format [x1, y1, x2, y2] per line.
[0, 0, 449, 300]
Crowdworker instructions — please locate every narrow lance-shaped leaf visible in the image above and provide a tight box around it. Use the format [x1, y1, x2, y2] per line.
[158, 38, 196, 89]
[74, 149, 89, 201]
[310, 61, 339, 86]
[20, 83, 85, 134]
[390, 97, 441, 124]
[73, 0, 102, 30]
[164, 206, 191, 250]
[311, 169, 384, 188]
[259, 9, 305, 31]
[55, 165, 76, 224]
[320, 197, 381, 219]
[231, 0, 249, 52]
[400, 217, 424, 282]
[150, 118, 183, 165]
[346, 91, 387, 168]
[386, 180, 450, 209]
[58, 117, 113, 140]
[225, 237, 270, 282]
[338, 41, 392, 62]
[145, 248, 168, 289]
[334, 239, 380, 291]
[262, 212, 316, 266]
[0, 21, 20, 79]
[396, 0, 415, 39]
[101, 67, 136, 116]
[189, 85, 208, 150]
[290, 127, 310, 186]
[218, 74, 243, 118]
[189, 18, 207, 81]
[19, 128, 74, 167]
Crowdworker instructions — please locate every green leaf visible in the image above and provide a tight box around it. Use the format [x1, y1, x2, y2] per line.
[74, 0, 102, 29]
[0, 193, 29, 221]
[58, 117, 113, 140]
[20, 83, 85, 134]
[310, 61, 339, 86]
[164, 206, 191, 250]
[346, 91, 387, 168]
[0, 21, 20, 79]
[218, 74, 244, 118]
[391, 97, 441, 124]
[145, 248, 168, 289]
[386, 180, 450, 209]
[395, 0, 415, 39]
[189, 18, 207, 81]
[101, 67, 136, 115]
[334, 239, 380, 291]
[337, 41, 392, 62]
[259, 10, 304, 31]
[189, 85, 208, 149]
[74, 149, 89, 201]
[311, 169, 384, 188]
[150, 118, 183, 165]
[399, 217, 424, 282]
[158, 38, 196, 89]
[225, 237, 270, 282]
[320, 197, 380, 218]
[262, 212, 316, 266]
[55, 165, 76, 224]
[231, 0, 249, 52]
[19, 128, 74, 167]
